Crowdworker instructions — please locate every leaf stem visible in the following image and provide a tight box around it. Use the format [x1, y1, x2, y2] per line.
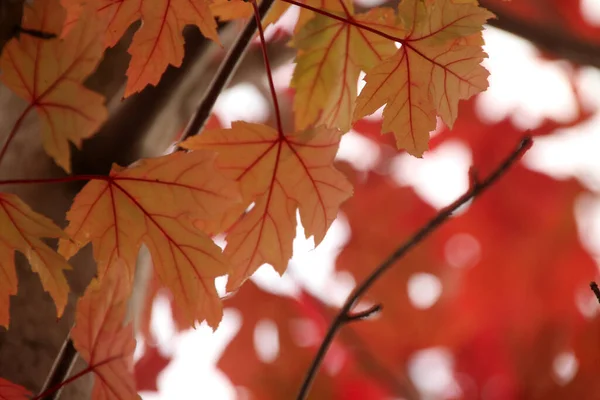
[178, 0, 277, 143]
[251, 0, 284, 136]
[296, 135, 533, 400]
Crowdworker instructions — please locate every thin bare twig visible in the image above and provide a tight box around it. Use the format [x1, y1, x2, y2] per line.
[178, 0, 277, 143]
[480, 1, 600, 70]
[591, 282, 600, 303]
[296, 135, 534, 400]
[295, 282, 419, 398]
[344, 304, 382, 322]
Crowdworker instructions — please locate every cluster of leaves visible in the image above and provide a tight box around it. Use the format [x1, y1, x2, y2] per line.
[139, 0, 600, 397]
[10, 0, 595, 398]
[212, 94, 600, 398]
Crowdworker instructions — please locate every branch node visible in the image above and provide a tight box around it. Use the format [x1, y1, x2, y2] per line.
[295, 135, 531, 400]
[468, 166, 480, 189]
[345, 304, 383, 322]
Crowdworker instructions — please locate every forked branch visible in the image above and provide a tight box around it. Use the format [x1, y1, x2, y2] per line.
[296, 135, 534, 400]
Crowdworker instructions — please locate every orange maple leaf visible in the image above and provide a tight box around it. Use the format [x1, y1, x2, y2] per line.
[61, 0, 220, 96]
[61, 0, 142, 48]
[181, 122, 353, 290]
[0, 194, 70, 328]
[291, 4, 398, 132]
[0, 378, 31, 400]
[125, 0, 221, 96]
[0, 0, 107, 173]
[71, 266, 140, 400]
[354, 0, 494, 156]
[59, 151, 241, 328]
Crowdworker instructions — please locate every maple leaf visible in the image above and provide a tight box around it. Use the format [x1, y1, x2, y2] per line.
[125, 0, 221, 96]
[291, 4, 398, 131]
[0, 0, 107, 173]
[59, 151, 241, 328]
[61, 0, 220, 96]
[134, 344, 171, 392]
[71, 266, 140, 400]
[61, 0, 142, 48]
[181, 122, 353, 290]
[0, 194, 70, 328]
[0, 377, 31, 400]
[353, 0, 494, 156]
[262, 0, 344, 33]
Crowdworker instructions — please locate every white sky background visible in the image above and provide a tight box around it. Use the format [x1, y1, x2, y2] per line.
[140, 3, 600, 398]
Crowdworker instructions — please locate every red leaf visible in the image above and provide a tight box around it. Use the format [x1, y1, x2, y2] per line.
[0, 378, 31, 400]
[134, 345, 171, 392]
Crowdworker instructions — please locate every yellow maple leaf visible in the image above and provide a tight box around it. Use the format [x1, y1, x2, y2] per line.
[0, 0, 107, 173]
[263, 0, 344, 33]
[354, 0, 494, 156]
[0, 194, 70, 328]
[71, 266, 140, 400]
[59, 151, 241, 328]
[291, 4, 398, 132]
[181, 122, 353, 291]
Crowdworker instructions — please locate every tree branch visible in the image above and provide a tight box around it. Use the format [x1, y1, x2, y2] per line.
[590, 281, 600, 304]
[295, 281, 419, 399]
[38, 335, 78, 400]
[354, 0, 600, 70]
[39, 2, 277, 397]
[178, 0, 277, 143]
[344, 304, 382, 322]
[296, 135, 534, 400]
[481, 0, 600, 70]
